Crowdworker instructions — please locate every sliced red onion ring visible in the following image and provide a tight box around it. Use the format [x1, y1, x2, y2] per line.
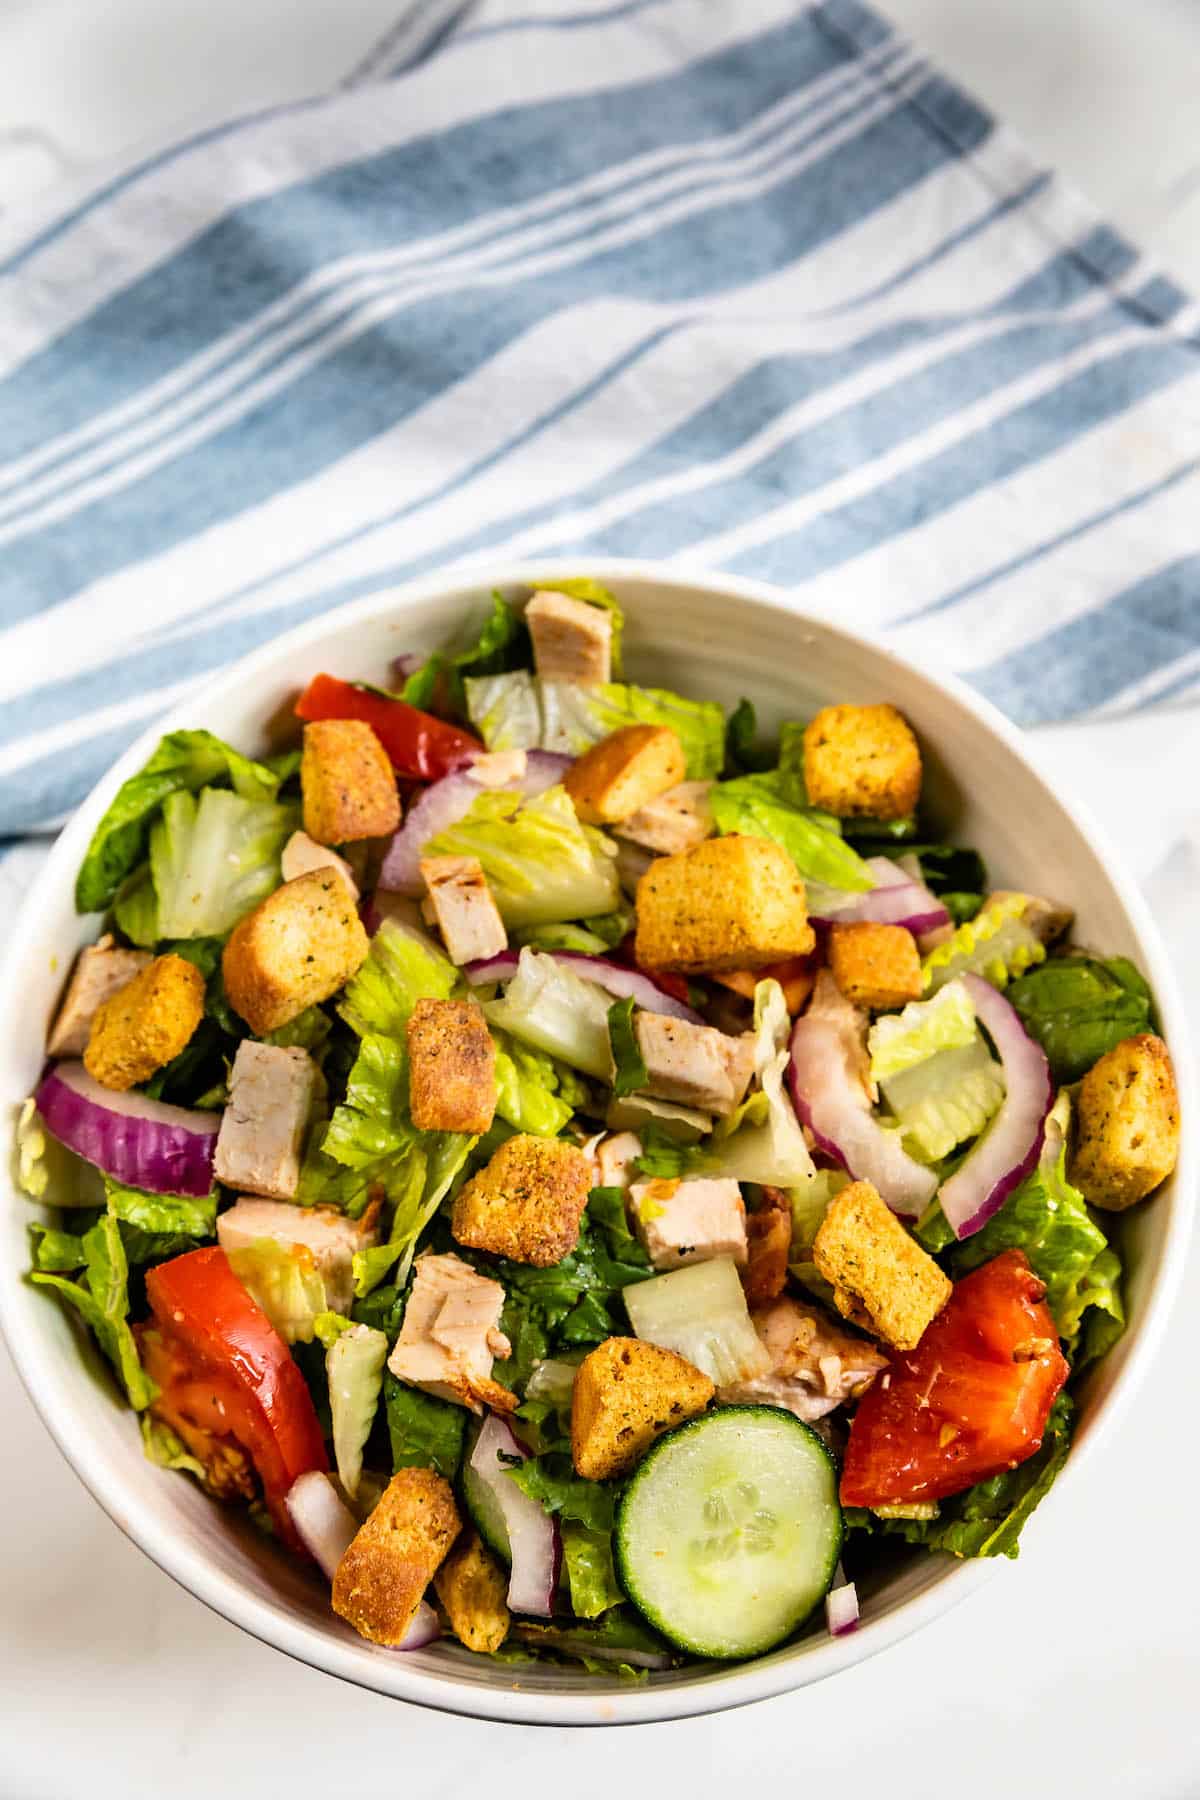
[826, 1574, 860, 1637]
[285, 1471, 358, 1580]
[396, 1600, 441, 1651]
[377, 751, 570, 894]
[787, 975, 936, 1218]
[808, 856, 949, 936]
[35, 1061, 219, 1198]
[464, 949, 701, 1024]
[469, 1413, 561, 1618]
[938, 974, 1054, 1241]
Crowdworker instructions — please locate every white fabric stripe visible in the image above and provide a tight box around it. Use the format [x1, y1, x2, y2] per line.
[795, 376, 1200, 634]
[0, 152, 1049, 710]
[1088, 643, 1200, 718]
[0, 0, 799, 372]
[0, 676, 203, 779]
[0, 38, 915, 533]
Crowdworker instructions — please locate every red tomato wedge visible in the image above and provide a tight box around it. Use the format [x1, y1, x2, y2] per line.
[144, 1247, 327, 1551]
[840, 1249, 1069, 1508]
[295, 672, 481, 782]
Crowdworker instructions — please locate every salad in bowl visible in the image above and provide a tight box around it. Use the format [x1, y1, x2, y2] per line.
[17, 578, 1180, 1677]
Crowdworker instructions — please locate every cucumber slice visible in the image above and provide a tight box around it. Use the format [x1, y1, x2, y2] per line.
[615, 1406, 842, 1659]
[461, 1420, 511, 1562]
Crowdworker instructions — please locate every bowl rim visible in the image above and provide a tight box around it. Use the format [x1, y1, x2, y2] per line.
[1, 554, 1193, 1727]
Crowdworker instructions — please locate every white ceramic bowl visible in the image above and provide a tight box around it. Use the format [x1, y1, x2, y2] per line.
[1, 559, 1192, 1726]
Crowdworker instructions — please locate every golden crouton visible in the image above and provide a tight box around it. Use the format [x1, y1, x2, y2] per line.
[407, 998, 497, 1136]
[83, 953, 205, 1091]
[812, 1179, 950, 1351]
[803, 704, 922, 821]
[223, 867, 369, 1035]
[1069, 1034, 1179, 1211]
[332, 1467, 462, 1647]
[828, 921, 922, 1010]
[571, 1336, 714, 1480]
[564, 724, 686, 826]
[47, 936, 154, 1058]
[451, 1133, 592, 1266]
[301, 719, 401, 846]
[433, 1527, 511, 1653]
[634, 835, 815, 974]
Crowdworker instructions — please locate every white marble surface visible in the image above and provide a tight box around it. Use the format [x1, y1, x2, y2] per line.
[2, 3, 1200, 1795]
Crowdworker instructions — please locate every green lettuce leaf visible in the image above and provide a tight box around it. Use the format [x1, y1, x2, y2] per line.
[105, 1178, 217, 1264]
[401, 591, 528, 714]
[14, 1099, 105, 1208]
[868, 981, 979, 1082]
[709, 769, 872, 891]
[607, 996, 647, 1101]
[464, 671, 724, 780]
[845, 1392, 1074, 1559]
[32, 1211, 157, 1409]
[724, 698, 776, 775]
[76, 728, 290, 914]
[561, 1520, 624, 1618]
[484, 945, 614, 1078]
[327, 1322, 388, 1499]
[492, 1029, 587, 1136]
[1007, 955, 1153, 1083]
[507, 1451, 614, 1534]
[384, 1371, 465, 1480]
[112, 865, 160, 947]
[423, 785, 619, 928]
[225, 1239, 330, 1343]
[338, 917, 457, 1038]
[29, 1222, 88, 1271]
[149, 787, 294, 940]
[140, 1415, 207, 1480]
[921, 895, 1045, 994]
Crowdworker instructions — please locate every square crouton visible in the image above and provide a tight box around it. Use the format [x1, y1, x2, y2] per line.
[222, 868, 369, 1035]
[451, 1133, 592, 1266]
[1069, 1034, 1180, 1211]
[812, 1179, 950, 1351]
[615, 780, 714, 856]
[301, 719, 401, 846]
[433, 1527, 511, 1653]
[803, 704, 922, 821]
[407, 998, 497, 1136]
[563, 724, 686, 826]
[634, 836, 815, 974]
[213, 1041, 320, 1201]
[332, 1467, 462, 1646]
[82, 953, 204, 1091]
[828, 921, 922, 1010]
[629, 1176, 747, 1270]
[571, 1336, 714, 1480]
[420, 855, 508, 966]
[634, 1012, 755, 1117]
[525, 589, 612, 685]
[47, 936, 153, 1058]
[280, 829, 359, 897]
[387, 1252, 515, 1413]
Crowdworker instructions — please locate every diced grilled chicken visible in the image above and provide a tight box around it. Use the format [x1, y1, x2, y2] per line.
[525, 590, 612, 685]
[986, 890, 1074, 947]
[419, 855, 508, 965]
[615, 781, 714, 856]
[717, 1295, 888, 1422]
[387, 1252, 516, 1413]
[213, 1042, 320, 1202]
[584, 1130, 643, 1191]
[280, 829, 359, 897]
[216, 1197, 375, 1316]
[46, 936, 153, 1058]
[633, 1012, 756, 1117]
[628, 1176, 747, 1270]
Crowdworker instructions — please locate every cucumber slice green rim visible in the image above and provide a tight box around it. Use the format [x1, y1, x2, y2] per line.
[461, 1420, 512, 1563]
[615, 1405, 843, 1660]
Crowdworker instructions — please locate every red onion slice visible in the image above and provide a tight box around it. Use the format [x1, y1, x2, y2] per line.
[787, 977, 936, 1218]
[464, 949, 701, 1024]
[377, 751, 570, 895]
[826, 1574, 860, 1637]
[285, 1471, 358, 1580]
[397, 1601, 440, 1651]
[809, 857, 949, 935]
[937, 974, 1054, 1241]
[35, 1061, 219, 1198]
[469, 1413, 561, 1618]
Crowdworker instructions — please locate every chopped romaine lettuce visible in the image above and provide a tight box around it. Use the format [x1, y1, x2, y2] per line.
[15, 1099, 105, 1208]
[788, 1167, 850, 1254]
[724, 698, 777, 775]
[607, 997, 648, 1101]
[76, 728, 290, 914]
[326, 1322, 388, 1499]
[112, 864, 160, 947]
[868, 980, 978, 1083]
[492, 1029, 588, 1136]
[105, 1177, 217, 1264]
[337, 917, 456, 1039]
[32, 1211, 158, 1409]
[225, 1238, 330, 1344]
[623, 1257, 766, 1387]
[709, 770, 872, 891]
[1007, 955, 1153, 1083]
[401, 591, 527, 714]
[140, 1415, 207, 1480]
[384, 1372, 465, 1481]
[29, 1222, 87, 1271]
[881, 1035, 1005, 1162]
[464, 672, 724, 779]
[561, 1521, 625, 1619]
[921, 894, 1045, 994]
[423, 785, 619, 928]
[149, 787, 294, 939]
[514, 921, 611, 955]
[484, 947, 614, 1079]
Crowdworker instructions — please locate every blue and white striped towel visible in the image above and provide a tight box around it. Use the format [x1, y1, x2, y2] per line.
[3, 0, 1199, 855]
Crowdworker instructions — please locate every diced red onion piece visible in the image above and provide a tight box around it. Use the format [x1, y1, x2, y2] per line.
[809, 858, 948, 935]
[469, 1413, 560, 1617]
[376, 751, 570, 894]
[463, 949, 701, 1024]
[34, 1061, 219, 1198]
[787, 981, 936, 1218]
[938, 974, 1054, 1240]
[826, 1575, 860, 1637]
[285, 1471, 358, 1581]
[397, 1600, 440, 1651]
